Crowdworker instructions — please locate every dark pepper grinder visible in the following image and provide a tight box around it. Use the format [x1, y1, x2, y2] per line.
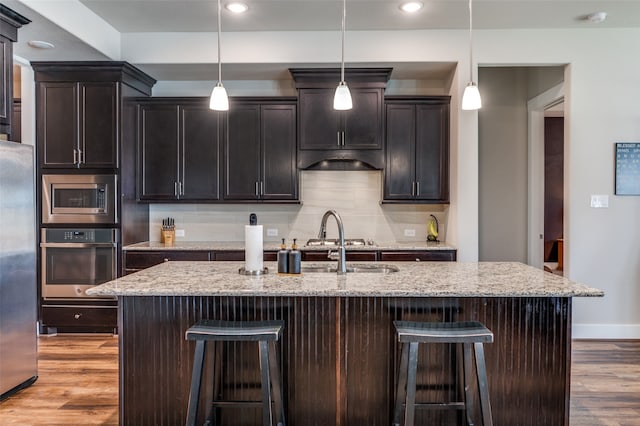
[288, 238, 301, 274]
[277, 238, 289, 273]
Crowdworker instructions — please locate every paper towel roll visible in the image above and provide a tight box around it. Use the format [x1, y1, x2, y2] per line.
[244, 225, 264, 272]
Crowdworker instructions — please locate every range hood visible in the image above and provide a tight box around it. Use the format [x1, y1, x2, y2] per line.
[291, 68, 392, 171]
[302, 158, 381, 171]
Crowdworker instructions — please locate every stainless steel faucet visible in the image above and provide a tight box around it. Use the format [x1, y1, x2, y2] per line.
[318, 210, 347, 274]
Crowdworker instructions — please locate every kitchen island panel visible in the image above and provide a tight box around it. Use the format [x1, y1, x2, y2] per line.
[118, 295, 571, 425]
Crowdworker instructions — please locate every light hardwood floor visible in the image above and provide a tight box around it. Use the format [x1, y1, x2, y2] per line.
[0, 336, 638, 425]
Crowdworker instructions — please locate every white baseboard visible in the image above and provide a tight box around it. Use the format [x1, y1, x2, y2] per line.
[572, 324, 640, 339]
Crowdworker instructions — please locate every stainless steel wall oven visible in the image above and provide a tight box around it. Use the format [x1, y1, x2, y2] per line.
[41, 174, 118, 224]
[40, 228, 118, 299]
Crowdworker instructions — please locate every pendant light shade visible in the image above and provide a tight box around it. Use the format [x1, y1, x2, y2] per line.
[210, 0, 229, 111]
[461, 0, 481, 111]
[210, 82, 229, 110]
[462, 82, 482, 110]
[334, 0, 352, 111]
[334, 81, 353, 110]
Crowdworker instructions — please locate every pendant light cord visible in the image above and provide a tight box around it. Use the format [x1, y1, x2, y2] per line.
[468, 0, 473, 82]
[217, 0, 222, 83]
[340, 0, 346, 83]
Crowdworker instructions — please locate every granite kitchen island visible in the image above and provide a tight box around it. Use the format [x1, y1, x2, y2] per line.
[88, 261, 602, 426]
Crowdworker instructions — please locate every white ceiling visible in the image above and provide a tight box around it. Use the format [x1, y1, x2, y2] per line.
[5, 0, 640, 81]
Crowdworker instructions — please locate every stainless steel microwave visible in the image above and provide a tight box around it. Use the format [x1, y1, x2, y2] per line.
[42, 174, 118, 224]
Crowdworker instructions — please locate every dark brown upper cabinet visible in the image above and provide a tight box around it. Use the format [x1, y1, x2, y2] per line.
[137, 98, 222, 202]
[383, 96, 450, 203]
[0, 5, 29, 139]
[290, 68, 391, 170]
[37, 81, 118, 169]
[224, 98, 298, 202]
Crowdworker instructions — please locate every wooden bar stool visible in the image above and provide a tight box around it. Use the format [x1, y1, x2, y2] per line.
[392, 321, 494, 426]
[185, 319, 286, 426]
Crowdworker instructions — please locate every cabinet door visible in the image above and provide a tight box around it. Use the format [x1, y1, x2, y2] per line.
[344, 88, 383, 149]
[180, 104, 221, 200]
[261, 104, 298, 200]
[224, 103, 260, 200]
[415, 103, 449, 202]
[384, 104, 415, 200]
[298, 88, 341, 150]
[38, 82, 78, 168]
[79, 82, 118, 168]
[137, 104, 179, 200]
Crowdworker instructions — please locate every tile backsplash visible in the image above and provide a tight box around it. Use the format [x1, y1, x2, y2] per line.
[149, 170, 448, 243]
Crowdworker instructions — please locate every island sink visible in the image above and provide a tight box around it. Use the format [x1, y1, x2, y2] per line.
[301, 263, 399, 273]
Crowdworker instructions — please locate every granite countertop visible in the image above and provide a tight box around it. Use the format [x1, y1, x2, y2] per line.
[87, 261, 603, 298]
[123, 241, 456, 252]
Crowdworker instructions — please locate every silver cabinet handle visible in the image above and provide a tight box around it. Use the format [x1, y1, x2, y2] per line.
[337, 132, 341, 146]
[342, 132, 346, 146]
[174, 182, 178, 196]
[74, 313, 82, 319]
[411, 181, 415, 196]
[79, 149, 84, 164]
[255, 181, 260, 197]
[260, 181, 264, 196]
[73, 149, 78, 165]
[416, 181, 420, 196]
[180, 182, 184, 196]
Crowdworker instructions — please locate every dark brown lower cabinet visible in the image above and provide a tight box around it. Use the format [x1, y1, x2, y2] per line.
[118, 295, 572, 425]
[40, 300, 117, 334]
[379, 250, 456, 262]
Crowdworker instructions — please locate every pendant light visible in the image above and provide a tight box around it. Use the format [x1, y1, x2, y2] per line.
[210, 0, 229, 111]
[461, 0, 482, 110]
[333, 0, 352, 110]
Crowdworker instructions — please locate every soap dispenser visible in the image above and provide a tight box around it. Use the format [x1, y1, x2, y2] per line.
[288, 238, 302, 274]
[277, 238, 289, 273]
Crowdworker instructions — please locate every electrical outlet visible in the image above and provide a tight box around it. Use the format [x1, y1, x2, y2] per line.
[266, 228, 278, 237]
[175, 229, 185, 237]
[404, 229, 416, 237]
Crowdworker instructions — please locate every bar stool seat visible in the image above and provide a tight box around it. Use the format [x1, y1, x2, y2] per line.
[185, 319, 286, 426]
[393, 320, 494, 426]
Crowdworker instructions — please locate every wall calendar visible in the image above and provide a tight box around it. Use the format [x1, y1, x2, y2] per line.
[615, 143, 640, 195]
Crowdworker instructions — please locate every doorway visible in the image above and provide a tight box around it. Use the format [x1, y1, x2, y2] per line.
[527, 82, 565, 271]
[478, 66, 565, 264]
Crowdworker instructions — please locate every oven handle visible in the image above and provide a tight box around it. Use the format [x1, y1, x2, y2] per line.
[40, 242, 117, 248]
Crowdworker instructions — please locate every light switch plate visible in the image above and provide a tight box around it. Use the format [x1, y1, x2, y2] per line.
[175, 229, 185, 237]
[404, 229, 416, 237]
[266, 228, 278, 237]
[590, 194, 609, 208]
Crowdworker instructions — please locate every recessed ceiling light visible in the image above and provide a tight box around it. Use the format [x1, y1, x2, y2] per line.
[225, 2, 248, 13]
[400, 2, 423, 13]
[585, 11, 607, 23]
[28, 40, 55, 49]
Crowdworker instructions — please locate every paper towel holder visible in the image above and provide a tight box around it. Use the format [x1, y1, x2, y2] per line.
[238, 267, 269, 275]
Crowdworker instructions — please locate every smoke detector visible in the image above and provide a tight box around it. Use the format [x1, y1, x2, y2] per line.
[585, 12, 607, 23]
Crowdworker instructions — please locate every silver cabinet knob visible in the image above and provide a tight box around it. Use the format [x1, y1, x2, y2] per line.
[74, 313, 82, 320]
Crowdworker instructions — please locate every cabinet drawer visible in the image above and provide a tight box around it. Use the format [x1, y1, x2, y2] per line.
[302, 251, 377, 262]
[212, 251, 278, 261]
[41, 305, 117, 328]
[378, 250, 456, 262]
[125, 251, 211, 269]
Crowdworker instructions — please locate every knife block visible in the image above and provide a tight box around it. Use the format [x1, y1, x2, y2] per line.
[161, 228, 175, 246]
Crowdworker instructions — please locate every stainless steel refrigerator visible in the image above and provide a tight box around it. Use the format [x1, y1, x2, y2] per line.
[0, 140, 37, 399]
